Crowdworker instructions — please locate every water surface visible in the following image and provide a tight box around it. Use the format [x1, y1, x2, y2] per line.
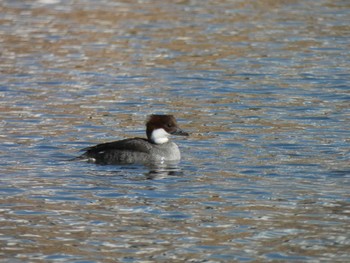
[1, 0, 349, 262]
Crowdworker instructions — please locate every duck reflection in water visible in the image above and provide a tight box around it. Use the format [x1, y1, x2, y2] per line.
[145, 160, 185, 179]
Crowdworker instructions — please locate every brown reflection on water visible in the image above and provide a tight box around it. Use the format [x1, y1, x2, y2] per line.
[1, 0, 321, 74]
[1, 183, 349, 261]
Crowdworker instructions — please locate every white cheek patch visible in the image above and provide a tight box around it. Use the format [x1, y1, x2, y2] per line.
[151, 128, 170, 144]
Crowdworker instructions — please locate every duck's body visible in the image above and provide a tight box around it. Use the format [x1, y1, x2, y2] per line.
[77, 115, 188, 165]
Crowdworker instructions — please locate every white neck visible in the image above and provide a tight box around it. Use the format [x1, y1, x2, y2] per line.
[151, 128, 170, 144]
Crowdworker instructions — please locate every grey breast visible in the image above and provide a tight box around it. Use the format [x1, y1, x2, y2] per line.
[150, 142, 181, 161]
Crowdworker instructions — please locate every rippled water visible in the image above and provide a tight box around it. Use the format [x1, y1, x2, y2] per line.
[1, 0, 349, 262]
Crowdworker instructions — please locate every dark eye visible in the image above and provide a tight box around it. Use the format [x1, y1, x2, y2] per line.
[167, 123, 172, 127]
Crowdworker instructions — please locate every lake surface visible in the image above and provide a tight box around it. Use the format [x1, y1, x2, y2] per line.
[1, 0, 349, 262]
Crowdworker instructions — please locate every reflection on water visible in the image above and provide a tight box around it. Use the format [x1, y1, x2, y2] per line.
[1, 0, 350, 262]
[145, 161, 184, 179]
